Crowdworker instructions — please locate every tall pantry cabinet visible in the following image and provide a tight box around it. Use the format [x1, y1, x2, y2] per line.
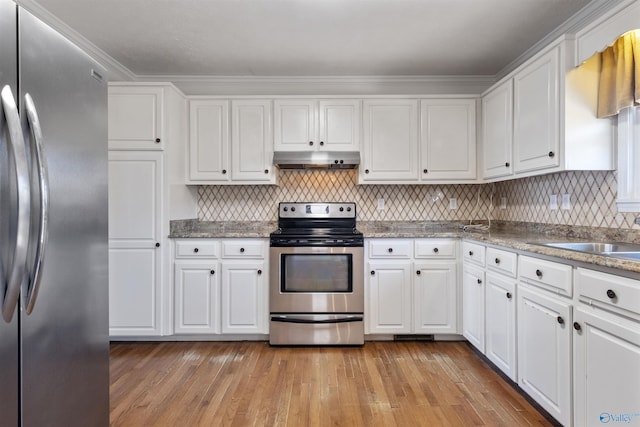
[108, 83, 195, 337]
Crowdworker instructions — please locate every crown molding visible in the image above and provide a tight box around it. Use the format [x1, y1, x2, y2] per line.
[16, 0, 136, 81]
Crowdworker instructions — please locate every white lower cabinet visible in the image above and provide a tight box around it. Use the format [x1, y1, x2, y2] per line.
[517, 284, 572, 426]
[173, 239, 268, 336]
[462, 263, 485, 351]
[174, 261, 219, 334]
[366, 238, 458, 335]
[485, 272, 517, 381]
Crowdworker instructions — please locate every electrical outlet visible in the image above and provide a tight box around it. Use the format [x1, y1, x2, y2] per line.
[561, 193, 571, 210]
[449, 198, 457, 210]
[500, 197, 507, 209]
[377, 198, 384, 210]
[550, 194, 558, 210]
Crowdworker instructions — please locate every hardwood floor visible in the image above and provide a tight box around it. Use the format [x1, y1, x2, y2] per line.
[110, 341, 554, 427]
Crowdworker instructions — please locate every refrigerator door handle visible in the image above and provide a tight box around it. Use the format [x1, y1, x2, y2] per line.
[23, 93, 49, 314]
[1, 85, 30, 322]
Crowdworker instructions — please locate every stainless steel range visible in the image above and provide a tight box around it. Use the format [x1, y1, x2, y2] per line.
[269, 202, 364, 345]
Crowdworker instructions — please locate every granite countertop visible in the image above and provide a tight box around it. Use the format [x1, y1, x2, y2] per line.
[169, 219, 640, 274]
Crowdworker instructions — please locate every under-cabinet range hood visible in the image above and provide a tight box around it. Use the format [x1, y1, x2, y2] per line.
[273, 151, 360, 169]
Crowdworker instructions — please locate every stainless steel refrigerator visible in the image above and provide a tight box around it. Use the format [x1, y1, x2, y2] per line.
[0, 0, 109, 425]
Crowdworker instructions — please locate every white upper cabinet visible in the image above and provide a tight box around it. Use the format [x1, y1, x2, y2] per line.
[482, 80, 513, 180]
[189, 99, 230, 182]
[360, 99, 419, 183]
[419, 99, 476, 181]
[231, 100, 275, 183]
[108, 85, 163, 150]
[513, 46, 560, 173]
[274, 99, 360, 151]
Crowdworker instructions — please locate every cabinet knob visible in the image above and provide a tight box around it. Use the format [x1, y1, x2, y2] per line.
[423, 169, 428, 174]
[505, 162, 510, 167]
[194, 248, 199, 253]
[155, 242, 160, 248]
[319, 141, 324, 146]
[155, 138, 160, 143]
[222, 169, 227, 174]
[573, 322, 582, 331]
[468, 251, 473, 256]
[557, 316, 564, 325]
[240, 248, 245, 253]
[257, 269, 262, 275]
[495, 258, 500, 264]
[370, 270, 375, 276]
[606, 289, 617, 299]
[433, 248, 439, 253]
[210, 270, 215, 275]
[416, 270, 421, 275]
[309, 141, 314, 146]
[535, 269, 543, 278]
[388, 248, 393, 253]
[548, 151, 555, 158]
[365, 169, 370, 174]
[477, 279, 482, 284]
[264, 169, 269, 174]
[506, 292, 512, 299]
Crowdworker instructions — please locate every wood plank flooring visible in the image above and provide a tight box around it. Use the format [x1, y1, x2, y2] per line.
[110, 341, 554, 427]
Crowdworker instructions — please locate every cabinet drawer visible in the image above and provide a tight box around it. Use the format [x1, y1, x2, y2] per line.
[486, 247, 517, 277]
[175, 240, 220, 258]
[462, 241, 486, 266]
[519, 255, 572, 297]
[576, 268, 640, 317]
[222, 240, 265, 259]
[414, 239, 456, 259]
[368, 239, 412, 259]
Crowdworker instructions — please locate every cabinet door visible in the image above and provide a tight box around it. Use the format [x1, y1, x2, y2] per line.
[574, 307, 640, 427]
[414, 260, 458, 334]
[517, 285, 571, 426]
[318, 99, 361, 151]
[513, 47, 560, 173]
[485, 272, 517, 381]
[274, 99, 317, 151]
[361, 100, 419, 182]
[108, 85, 163, 150]
[108, 151, 163, 336]
[462, 264, 485, 351]
[231, 100, 275, 183]
[221, 261, 266, 334]
[189, 100, 230, 182]
[420, 99, 476, 181]
[367, 261, 412, 333]
[482, 80, 513, 179]
[174, 261, 219, 334]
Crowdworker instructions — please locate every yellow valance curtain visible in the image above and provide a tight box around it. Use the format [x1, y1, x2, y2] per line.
[597, 30, 640, 118]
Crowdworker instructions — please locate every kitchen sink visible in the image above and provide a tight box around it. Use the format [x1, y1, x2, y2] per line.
[533, 241, 640, 261]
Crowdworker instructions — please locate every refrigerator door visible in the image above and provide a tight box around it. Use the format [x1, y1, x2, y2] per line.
[19, 8, 109, 427]
[0, 0, 20, 425]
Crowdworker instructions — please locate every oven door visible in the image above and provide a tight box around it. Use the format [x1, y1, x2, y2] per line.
[269, 246, 364, 314]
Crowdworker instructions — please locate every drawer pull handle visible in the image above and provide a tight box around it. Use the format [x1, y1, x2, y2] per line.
[222, 169, 227, 175]
[194, 248, 199, 253]
[370, 271, 375, 276]
[257, 269, 262, 275]
[495, 258, 500, 264]
[416, 270, 421, 275]
[210, 270, 215, 275]
[388, 248, 393, 253]
[535, 269, 543, 278]
[606, 289, 616, 299]
[468, 251, 473, 256]
[573, 322, 581, 331]
[506, 292, 512, 299]
[264, 169, 269, 174]
[477, 279, 482, 284]
[155, 138, 161, 143]
[155, 242, 160, 248]
[557, 316, 564, 325]
[309, 141, 314, 146]
[365, 169, 370, 174]
[240, 248, 245, 253]
[433, 248, 439, 253]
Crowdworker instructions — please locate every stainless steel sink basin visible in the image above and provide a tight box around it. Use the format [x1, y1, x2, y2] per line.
[533, 241, 640, 261]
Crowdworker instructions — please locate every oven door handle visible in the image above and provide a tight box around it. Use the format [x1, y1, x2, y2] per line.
[270, 315, 363, 324]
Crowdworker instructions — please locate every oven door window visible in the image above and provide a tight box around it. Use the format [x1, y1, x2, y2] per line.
[281, 254, 352, 293]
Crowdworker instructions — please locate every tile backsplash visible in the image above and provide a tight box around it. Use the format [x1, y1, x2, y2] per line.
[197, 169, 639, 229]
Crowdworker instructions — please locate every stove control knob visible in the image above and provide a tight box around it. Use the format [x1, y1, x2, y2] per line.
[283, 207, 288, 212]
[291, 207, 296, 212]
[339, 207, 344, 212]
[347, 207, 352, 212]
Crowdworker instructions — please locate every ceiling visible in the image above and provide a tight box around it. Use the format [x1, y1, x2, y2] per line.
[33, 0, 593, 78]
